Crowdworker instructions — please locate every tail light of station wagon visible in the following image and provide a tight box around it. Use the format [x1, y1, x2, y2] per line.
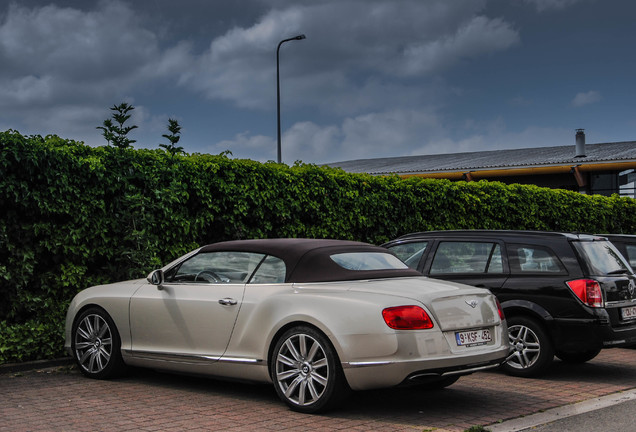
[566, 279, 604, 308]
[382, 306, 434, 330]
[496, 298, 505, 320]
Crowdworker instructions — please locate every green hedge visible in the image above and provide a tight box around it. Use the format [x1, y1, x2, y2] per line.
[1, 130, 635, 363]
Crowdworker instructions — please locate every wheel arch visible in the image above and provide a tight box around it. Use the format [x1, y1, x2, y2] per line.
[266, 321, 345, 381]
[66, 299, 130, 354]
[70, 304, 123, 344]
[69, 303, 128, 378]
[73, 303, 109, 320]
[66, 302, 105, 352]
[501, 299, 555, 343]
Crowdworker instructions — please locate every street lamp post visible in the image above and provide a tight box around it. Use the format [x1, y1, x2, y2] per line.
[277, 34, 306, 163]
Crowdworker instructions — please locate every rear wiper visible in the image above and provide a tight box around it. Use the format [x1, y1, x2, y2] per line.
[606, 269, 630, 275]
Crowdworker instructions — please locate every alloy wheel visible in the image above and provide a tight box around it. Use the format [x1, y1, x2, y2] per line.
[74, 313, 113, 374]
[507, 323, 541, 370]
[275, 333, 330, 407]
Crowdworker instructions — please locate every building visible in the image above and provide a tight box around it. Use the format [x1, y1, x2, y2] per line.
[328, 131, 636, 197]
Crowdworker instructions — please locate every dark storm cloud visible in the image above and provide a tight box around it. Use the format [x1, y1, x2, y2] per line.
[0, 2, 188, 105]
[1, 0, 622, 164]
[178, 0, 519, 114]
[0, 0, 522, 157]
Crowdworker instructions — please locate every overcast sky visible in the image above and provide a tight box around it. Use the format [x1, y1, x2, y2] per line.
[1, 0, 634, 164]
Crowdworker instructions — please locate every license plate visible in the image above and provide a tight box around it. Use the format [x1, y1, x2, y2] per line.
[455, 329, 492, 347]
[621, 306, 636, 320]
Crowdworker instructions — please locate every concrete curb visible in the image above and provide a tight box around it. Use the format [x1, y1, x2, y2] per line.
[488, 388, 636, 432]
[0, 357, 73, 374]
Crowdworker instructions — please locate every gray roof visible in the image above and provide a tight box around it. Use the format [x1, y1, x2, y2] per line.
[327, 141, 636, 175]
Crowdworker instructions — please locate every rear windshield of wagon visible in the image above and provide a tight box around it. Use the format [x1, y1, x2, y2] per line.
[572, 240, 632, 276]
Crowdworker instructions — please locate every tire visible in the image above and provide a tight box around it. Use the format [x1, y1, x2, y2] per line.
[72, 307, 126, 379]
[503, 316, 554, 377]
[270, 326, 350, 413]
[555, 348, 601, 364]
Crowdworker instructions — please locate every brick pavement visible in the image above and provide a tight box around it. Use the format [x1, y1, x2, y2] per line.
[2, 348, 635, 432]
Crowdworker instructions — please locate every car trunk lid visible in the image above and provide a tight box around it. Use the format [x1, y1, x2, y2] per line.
[346, 276, 502, 331]
[428, 292, 502, 331]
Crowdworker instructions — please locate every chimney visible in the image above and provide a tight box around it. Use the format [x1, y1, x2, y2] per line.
[575, 129, 586, 158]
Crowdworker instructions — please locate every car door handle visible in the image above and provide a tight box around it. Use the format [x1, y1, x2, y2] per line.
[218, 298, 238, 306]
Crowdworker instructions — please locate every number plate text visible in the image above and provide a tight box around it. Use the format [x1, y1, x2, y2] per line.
[455, 329, 492, 347]
[621, 306, 636, 320]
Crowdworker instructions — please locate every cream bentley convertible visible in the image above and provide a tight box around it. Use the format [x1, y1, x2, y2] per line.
[65, 238, 508, 413]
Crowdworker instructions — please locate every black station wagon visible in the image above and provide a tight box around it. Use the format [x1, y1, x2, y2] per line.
[383, 230, 636, 377]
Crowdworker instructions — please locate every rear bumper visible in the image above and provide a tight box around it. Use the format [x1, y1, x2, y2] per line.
[341, 346, 509, 391]
[551, 316, 636, 351]
[600, 324, 636, 347]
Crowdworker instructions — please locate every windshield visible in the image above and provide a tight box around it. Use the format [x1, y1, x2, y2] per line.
[572, 240, 632, 276]
[387, 242, 428, 269]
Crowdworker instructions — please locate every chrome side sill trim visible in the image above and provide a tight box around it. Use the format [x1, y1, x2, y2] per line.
[220, 357, 262, 364]
[123, 350, 262, 364]
[342, 361, 393, 368]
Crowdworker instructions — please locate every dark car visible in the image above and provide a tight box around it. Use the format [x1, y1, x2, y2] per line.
[601, 234, 636, 269]
[383, 230, 636, 377]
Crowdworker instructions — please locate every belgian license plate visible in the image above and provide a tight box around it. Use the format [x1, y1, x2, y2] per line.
[621, 306, 636, 320]
[455, 329, 492, 347]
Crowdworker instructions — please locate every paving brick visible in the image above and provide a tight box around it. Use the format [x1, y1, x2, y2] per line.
[2, 348, 636, 431]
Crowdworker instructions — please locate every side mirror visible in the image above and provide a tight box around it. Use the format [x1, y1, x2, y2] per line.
[147, 269, 165, 289]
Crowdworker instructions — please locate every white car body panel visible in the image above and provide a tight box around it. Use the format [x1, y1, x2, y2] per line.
[129, 282, 245, 358]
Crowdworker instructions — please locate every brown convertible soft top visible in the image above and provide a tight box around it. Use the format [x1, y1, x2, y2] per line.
[199, 238, 422, 283]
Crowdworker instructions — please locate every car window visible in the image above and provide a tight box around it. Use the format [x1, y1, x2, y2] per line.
[330, 252, 408, 270]
[430, 242, 503, 274]
[625, 244, 636, 269]
[249, 255, 286, 284]
[573, 240, 631, 276]
[508, 244, 565, 274]
[166, 251, 266, 283]
[386, 242, 428, 269]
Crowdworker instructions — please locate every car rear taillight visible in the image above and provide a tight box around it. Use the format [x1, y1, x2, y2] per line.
[496, 298, 505, 321]
[566, 279, 604, 308]
[382, 306, 434, 330]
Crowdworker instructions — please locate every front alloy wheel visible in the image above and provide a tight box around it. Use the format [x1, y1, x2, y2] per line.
[503, 316, 554, 377]
[72, 307, 125, 379]
[271, 326, 349, 413]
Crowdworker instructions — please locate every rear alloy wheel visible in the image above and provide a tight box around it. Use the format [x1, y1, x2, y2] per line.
[72, 307, 125, 379]
[503, 316, 554, 377]
[555, 348, 601, 364]
[271, 326, 349, 413]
